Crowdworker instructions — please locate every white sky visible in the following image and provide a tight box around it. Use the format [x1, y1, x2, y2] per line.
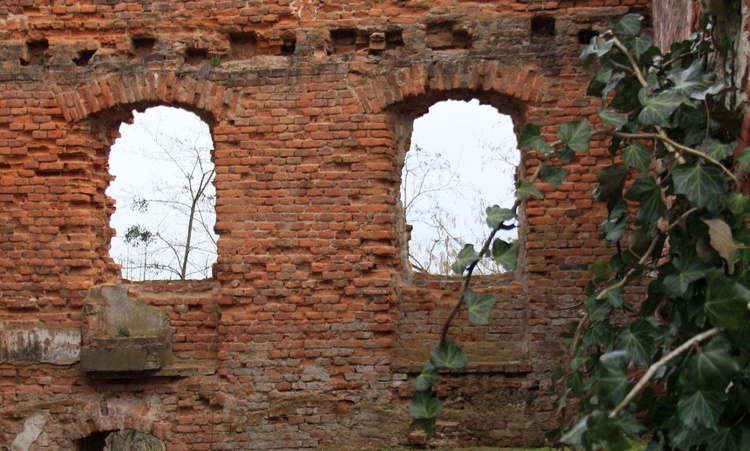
[107, 100, 518, 278]
[107, 106, 216, 280]
[404, 99, 518, 273]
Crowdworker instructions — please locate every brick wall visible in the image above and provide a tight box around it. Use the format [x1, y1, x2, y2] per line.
[1, 1, 649, 449]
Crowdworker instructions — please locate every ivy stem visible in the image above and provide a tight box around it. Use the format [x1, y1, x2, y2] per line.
[608, 326, 724, 418]
[611, 36, 649, 88]
[439, 155, 546, 343]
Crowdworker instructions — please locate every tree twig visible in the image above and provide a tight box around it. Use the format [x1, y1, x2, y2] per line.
[608, 326, 723, 418]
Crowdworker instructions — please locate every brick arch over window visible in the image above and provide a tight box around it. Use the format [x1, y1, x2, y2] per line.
[373, 62, 553, 276]
[50, 72, 237, 124]
[64, 398, 164, 446]
[349, 60, 550, 114]
[45, 73, 233, 282]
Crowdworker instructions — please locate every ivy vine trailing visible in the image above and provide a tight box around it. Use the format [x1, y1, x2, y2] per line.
[411, 7, 750, 449]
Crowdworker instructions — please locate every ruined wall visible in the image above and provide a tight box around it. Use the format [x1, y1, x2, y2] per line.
[0, 0, 649, 449]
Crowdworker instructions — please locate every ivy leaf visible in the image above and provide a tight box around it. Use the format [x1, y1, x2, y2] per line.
[684, 335, 739, 391]
[586, 295, 612, 322]
[451, 244, 480, 275]
[616, 319, 657, 367]
[517, 179, 543, 201]
[703, 218, 737, 274]
[725, 193, 750, 215]
[705, 270, 749, 330]
[614, 13, 643, 38]
[663, 250, 710, 298]
[600, 72, 627, 102]
[595, 165, 628, 213]
[590, 260, 612, 284]
[700, 138, 735, 161]
[581, 36, 614, 68]
[492, 239, 518, 272]
[599, 109, 629, 129]
[596, 350, 630, 409]
[677, 390, 724, 429]
[736, 147, 750, 163]
[518, 123, 552, 154]
[465, 290, 497, 325]
[638, 91, 686, 127]
[414, 362, 440, 392]
[410, 390, 442, 420]
[555, 146, 576, 164]
[485, 205, 515, 229]
[624, 176, 667, 224]
[601, 214, 628, 242]
[667, 58, 713, 100]
[707, 427, 740, 451]
[540, 166, 567, 187]
[558, 120, 591, 152]
[629, 35, 654, 57]
[672, 164, 726, 212]
[622, 142, 650, 174]
[429, 338, 468, 369]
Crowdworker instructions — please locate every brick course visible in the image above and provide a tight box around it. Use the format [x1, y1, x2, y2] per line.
[1, 1, 651, 449]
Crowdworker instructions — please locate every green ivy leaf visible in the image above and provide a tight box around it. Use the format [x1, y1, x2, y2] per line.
[662, 250, 710, 298]
[451, 244, 480, 275]
[707, 427, 740, 451]
[559, 120, 591, 152]
[705, 270, 749, 330]
[667, 58, 713, 100]
[429, 338, 468, 369]
[590, 260, 612, 284]
[414, 362, 440, 392]
[677, 390, 725, 429]
[586, 295, 612, 322]
[555, 146, 576, 164]
[517, 179, 543, 201]
[622, 142, 650, 174]
[584, 412, 634, 451]
[700, 138, 735, 162]
[485, 205, 515, 229]
[595, 165, 628, 212]
[638, 91, 687, 127]
[581, 37, 615, 68]
[518, 123, 552, 154]
[465, 290, 497, 325]
[410, 390, 442, 420]
[614, 13, 643, 38]
[596, 350, 630, 409]
[725, 193, 750, 215]
[624, 176, 667, 224]
[599, 109, 629, 129]
[616, 318, 657, 367]
[684, 335, 739, 392]
[672, 164, 726, 212]
[736, 147, 750, 163]
[629, 35, 653, 57]
[492, 239, 518, 272]
[540, 166, 567, 187]
[601, 214, 628, 242]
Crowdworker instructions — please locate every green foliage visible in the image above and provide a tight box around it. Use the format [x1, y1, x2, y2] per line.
[411, 8, 750, 448]
[553, 11, 750, 450]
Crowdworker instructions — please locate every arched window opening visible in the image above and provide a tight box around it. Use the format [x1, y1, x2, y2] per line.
[402, 99, 519, 275]
[107, 106, 217, 281]
[76, 429, 166, 451]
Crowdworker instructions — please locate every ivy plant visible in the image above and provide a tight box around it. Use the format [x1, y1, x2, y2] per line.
[411, 9, 750, 450]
